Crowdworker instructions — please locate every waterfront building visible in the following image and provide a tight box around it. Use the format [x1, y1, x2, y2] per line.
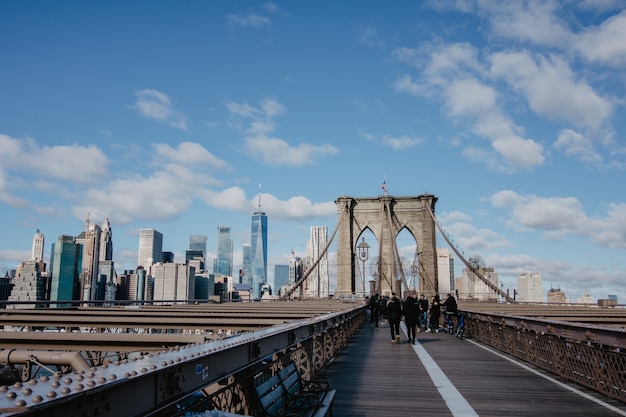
[305, 226, 329, 298]
[194, 273, 214, 300]
[49, 235, 82, 307]
[518, 272, 543, 303]
[7, 260, 48, 309]
[0, 273, 12, 303]
[214, 226, 233, 276]
[138, 228, 163, 271]
[437, 248, 455, 295]
[250, 190, 268, 300]
[31, 229, 45, 262]
[151, 262, 195, 303]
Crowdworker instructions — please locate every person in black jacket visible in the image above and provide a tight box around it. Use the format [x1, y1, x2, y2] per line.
[418, 294, 429, 331]
[441, 293, 458, 333]
[368, 293, 380, 328]
[387, 292, 403, 344]
[403, 292, 419, 344]
[426, 294, 440, 333]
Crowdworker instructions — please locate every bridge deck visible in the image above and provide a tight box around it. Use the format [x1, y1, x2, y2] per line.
[317, 319, 626, 417]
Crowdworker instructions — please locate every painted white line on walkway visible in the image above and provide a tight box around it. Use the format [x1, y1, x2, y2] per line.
[467, 339, 626, 417]
[401, 323, 478, 417]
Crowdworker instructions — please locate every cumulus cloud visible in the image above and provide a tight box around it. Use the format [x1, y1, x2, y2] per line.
[0, 135, 108, 182]
[133, 89, 189, 130]
[153, 142, 229, 169]
[491, 190, 626, 248]
[226, 98, 339, 166]
[576, 10, 626, 66]
[393, 43, 546, 172]
[490, 52, 613, 129]
[554, 129, 603, 165]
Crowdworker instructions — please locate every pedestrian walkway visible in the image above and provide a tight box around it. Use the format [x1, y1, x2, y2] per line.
[317, 319, 626, 417]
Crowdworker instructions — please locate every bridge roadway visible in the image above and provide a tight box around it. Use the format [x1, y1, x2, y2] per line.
[317, 318, 626, 417]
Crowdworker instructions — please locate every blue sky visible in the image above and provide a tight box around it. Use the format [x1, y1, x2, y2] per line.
[1, 1, 625, 302]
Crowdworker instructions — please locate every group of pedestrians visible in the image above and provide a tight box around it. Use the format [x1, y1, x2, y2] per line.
[366, 291, 458, 344]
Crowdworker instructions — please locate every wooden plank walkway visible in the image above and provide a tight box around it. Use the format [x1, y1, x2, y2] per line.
[318, 320, 626, 417]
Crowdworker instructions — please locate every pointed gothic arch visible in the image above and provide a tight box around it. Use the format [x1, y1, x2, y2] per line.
[335, 194, 438, 298]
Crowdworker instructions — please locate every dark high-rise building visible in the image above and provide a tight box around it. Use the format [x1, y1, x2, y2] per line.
[49, 235, 82, 307]
[189, 235, 207, 259]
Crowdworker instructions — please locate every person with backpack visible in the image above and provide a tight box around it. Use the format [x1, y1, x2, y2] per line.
[368, 293, 380, 328]
[418, 294, 429, 331]
[387, 292, 403, 344]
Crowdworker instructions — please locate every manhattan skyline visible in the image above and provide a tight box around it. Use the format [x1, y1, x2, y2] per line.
[1, 2, 625, 302]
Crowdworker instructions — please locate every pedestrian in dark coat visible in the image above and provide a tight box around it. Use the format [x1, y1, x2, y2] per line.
[387, 292, 403, 343]
[427, 294, 441, 333]
[403, 292, 419, 344]
[368, 293, 380, 328]
[418, 294, 429, 331]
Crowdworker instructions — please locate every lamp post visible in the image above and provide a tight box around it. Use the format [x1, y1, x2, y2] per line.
[357, 237, 370, 297]
[410, 262, 417, 292]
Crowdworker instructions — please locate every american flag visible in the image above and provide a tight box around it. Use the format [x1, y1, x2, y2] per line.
[381, 180, 387, 193]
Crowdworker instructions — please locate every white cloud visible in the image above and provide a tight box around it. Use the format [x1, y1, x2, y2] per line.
[392, 44, 545, 171]
[382, 135, 424, 150]
[575, 10, 626, 66]
[0, 134, 109, 186]
[153, 142, 229, 169]
[554, 129, 603, 165]
[227, 13, 271, 28]
[226, 98, 339, 166]
[491, 190, 626, 248]
[133, 89, 189, 130]
[490, 52, 613, 129]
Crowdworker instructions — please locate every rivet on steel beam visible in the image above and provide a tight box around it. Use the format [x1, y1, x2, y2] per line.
[108, 374, 117, 381]
[6, 391, 16, 399]
[28, 379, 37, 385]
[76, 375, 84, 381]
[131, 371, 137, 376]
[61, 387, 71, 395]
[46, 391, 57, 398]
[51, 382, 60, 388]
[33, 395, 43, 403]
[124, 372, 131, 377]
[63, 377, 72, 385]
[15, 399, 26, 407]
[13, 382, 22, 389]
[87, 381, 96, 388]
[21, 387, 32, 395]
[0, 386, 8, 392]
[141, 368, 148, 373]
[75, 384, 84, 391]
[150, 365, 157, 370]
[40, 376, 49, 382]
[161, 362, 168, 367]
[97, 377, 106, 384]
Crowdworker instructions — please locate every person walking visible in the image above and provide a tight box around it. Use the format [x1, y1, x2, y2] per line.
[426, 294, 440, 333]
[368, 293, 380, 328]
[403, 292, 419, 344]
[418, 294, 429, 331]
[387, 292, 403, 344]
[441, 293, 458, 333]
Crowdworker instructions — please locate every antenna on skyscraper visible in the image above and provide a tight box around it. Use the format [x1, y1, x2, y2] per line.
[258, 183, 262, 212]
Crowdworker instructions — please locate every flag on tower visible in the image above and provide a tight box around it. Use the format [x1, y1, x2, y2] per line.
[381, 180, 387, 194]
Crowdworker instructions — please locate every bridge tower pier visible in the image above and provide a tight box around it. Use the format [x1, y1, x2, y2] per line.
[335, 194, 439, 298]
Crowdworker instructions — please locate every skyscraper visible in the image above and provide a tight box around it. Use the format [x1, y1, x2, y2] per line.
[49, 235, 82, 307]
[76, 217, 101, 302]
[306, 226, 329, 298]
[99, 217, 113, 262]
[31, 229, 45, 262]
[518, 272, 543, 303]
[138, 228, 163, 270]
[189, 234, 207, 259]
[214, 226, 233, 276]
[250, 187, 268, 300]
[242, 243, 251, 285]
[274, 264, 289, 293]
[437, 248, 455, 295]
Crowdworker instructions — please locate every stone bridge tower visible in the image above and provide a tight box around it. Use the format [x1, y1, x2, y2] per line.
[335, 194, 438, 298]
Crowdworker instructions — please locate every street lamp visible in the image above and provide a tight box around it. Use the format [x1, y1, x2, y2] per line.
[410, 262, 417, 291]
[357, 237, 370, 297]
